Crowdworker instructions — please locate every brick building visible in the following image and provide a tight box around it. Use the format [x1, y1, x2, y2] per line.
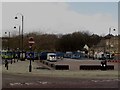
[90, 36, 119, 54]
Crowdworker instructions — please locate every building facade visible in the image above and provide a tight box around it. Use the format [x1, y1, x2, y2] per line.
[90, 36, 119, 54]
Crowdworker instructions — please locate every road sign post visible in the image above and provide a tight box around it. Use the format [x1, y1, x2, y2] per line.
[29, 47, 32, 72]
[28, 37, 35, 72]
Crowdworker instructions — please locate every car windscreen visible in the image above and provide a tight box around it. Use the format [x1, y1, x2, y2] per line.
[49, 55, 56, 57]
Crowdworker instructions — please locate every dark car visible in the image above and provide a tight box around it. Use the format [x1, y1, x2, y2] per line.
[56, 52, 64, 60]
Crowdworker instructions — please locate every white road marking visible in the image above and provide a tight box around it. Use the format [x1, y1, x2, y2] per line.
[91, 79, 120, 83]
[10, 81, 49, 86]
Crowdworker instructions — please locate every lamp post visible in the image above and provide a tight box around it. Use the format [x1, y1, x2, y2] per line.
[5, 32, 12, 64]
[14, 25, 21, 50]
[14, 26, 20, 61]
[5, 32, 10, 50]
[108, 27, 116, 59]
[15, 13, 24, 60]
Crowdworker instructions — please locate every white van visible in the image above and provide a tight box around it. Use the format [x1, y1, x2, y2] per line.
[47, 53, 57, 62]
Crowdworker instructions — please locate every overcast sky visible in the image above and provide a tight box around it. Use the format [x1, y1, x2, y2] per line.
[1, 1, 118, 36]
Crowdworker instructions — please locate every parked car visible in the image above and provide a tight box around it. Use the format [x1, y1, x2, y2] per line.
[39, 52, 57, 62]
[56, 52, 64, 60]
[47, 53, 57, 62]
[64, 52, 73, 58]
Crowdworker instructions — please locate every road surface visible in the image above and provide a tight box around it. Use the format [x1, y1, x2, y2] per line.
[2, 73, 119, 89]
[1, 58, 120, 89]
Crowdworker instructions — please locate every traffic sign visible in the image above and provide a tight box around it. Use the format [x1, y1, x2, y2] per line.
[28, 37, 35, 43]
[28, 37, 35, 47]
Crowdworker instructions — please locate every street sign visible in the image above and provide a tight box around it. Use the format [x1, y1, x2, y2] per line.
[28, 37, 35, 48]
[28, 37, 35, 43]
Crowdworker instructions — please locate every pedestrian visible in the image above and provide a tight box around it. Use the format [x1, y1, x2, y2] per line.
[6, 61, 8, 70]
[13, 51, 16, 63]
[5, 59, 8, 70]
[101, 60, 107, 70]
[15, 53, 18, 62]
[10, 58, 12, 64]
[5, 59, 7, 67]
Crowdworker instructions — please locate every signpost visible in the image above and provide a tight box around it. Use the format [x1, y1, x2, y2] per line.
[28, 37, 35, 72]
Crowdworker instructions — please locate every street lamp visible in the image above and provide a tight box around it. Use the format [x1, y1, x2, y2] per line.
[14, 25, 21, 61]
[5, 32, 10, 50]
[108, 27, 116, 59]
[5, 32, 12, 64]
[14, 25, 21, 50]
[15, 13, 24, 60]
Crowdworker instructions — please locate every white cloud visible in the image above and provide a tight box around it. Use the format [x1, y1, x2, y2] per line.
[2, 2, 118, 36]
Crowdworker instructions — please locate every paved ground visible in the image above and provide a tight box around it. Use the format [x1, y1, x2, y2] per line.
[1, 58, 120, 89]
[2, 59, 119, 77]
[43, 58, 119, 70]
